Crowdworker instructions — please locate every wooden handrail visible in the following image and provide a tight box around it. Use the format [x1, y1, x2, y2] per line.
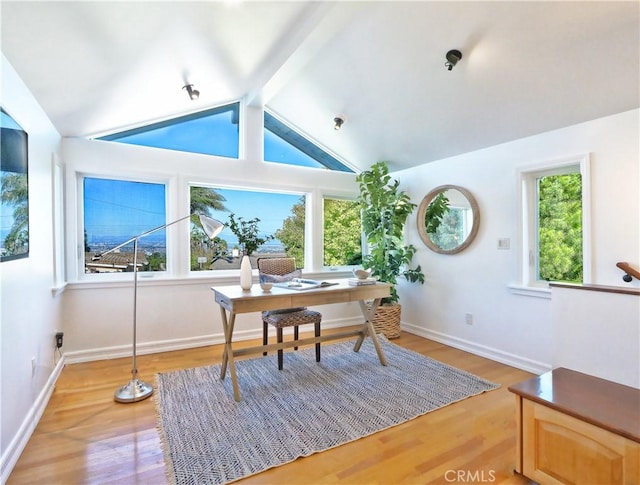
[616, 261, 640, 282]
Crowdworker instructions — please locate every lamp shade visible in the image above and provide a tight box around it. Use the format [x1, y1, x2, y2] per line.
[200, 215, 224, 239]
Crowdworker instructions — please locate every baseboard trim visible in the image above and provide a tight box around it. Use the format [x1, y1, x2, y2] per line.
[402, 322, 551, 375]
[64, 317, 362, 364]
[1, 355, 66, 485]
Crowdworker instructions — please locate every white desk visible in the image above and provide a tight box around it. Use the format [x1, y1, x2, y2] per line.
[211, 280, 391, 401]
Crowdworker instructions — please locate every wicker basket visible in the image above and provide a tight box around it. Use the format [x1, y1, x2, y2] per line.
[370, 303, 402, 339]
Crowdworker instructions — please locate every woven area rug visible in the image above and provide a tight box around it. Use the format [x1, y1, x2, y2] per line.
[155, 336, 499, 485]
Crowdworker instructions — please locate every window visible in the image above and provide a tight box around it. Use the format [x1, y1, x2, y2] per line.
[264, 111, 354, 173]
[83, 177, 166, 274]
[518, 155, 590, 291]
[323, 197, 362, 267]
[97, 103, 240, 158]
[52, 155, 65, 290]
[190, 186, 306, 271]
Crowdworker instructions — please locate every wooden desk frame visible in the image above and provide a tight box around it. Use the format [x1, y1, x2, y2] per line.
[211, 281, 391, 401]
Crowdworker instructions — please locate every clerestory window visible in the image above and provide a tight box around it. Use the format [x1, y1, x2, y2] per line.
[97, 103, 240, 158]
[264, 111, 353, 172]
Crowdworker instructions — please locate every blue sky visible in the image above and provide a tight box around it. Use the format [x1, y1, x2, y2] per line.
[208, 188, 303, 240]
[84, 178, 166, 239]
[83, 178, 301, 242]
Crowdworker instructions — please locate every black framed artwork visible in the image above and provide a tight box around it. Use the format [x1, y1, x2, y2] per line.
[0, 108, 29, 262]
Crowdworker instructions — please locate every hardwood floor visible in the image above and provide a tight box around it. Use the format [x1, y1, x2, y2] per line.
[8, 330, 537, 485]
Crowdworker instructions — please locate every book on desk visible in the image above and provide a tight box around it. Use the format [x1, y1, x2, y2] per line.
[272, 278, 340, 291]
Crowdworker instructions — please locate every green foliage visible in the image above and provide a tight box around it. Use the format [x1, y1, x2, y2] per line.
[189, 225, 227, 270]
[189, 186, 229, 270]
[147, 252, 166, 271]
[190, 186, 227, 214]
[1, 172, 29, 256]
[429, 207, 465, 251]
[227, 213, 273, 256]
[538, 173, 582, 282]
[274, 197, 305, 264]
[323, 199, 362, 266]
[357, 161, 424, 304]
[425, 192, 450, 234]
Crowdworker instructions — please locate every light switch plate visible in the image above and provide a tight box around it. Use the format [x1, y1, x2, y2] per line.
[497, 238, 510, 250]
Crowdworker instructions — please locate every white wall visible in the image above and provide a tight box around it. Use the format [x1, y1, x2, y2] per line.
[59, 135, 364, 362]
[0, 55, 64, 481]
[397, 109, 640, 377]
[552, 285, 640, 388]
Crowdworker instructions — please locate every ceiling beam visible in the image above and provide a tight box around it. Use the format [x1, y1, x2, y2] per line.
[246, 2, 365, 107]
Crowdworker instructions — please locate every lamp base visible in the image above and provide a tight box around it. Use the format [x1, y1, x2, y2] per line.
[114, 378, 153, 403]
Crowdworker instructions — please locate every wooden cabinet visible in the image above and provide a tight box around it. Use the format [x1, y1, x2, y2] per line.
[510, 368, 640, 485]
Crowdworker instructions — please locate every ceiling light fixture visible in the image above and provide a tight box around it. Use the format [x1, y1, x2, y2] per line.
[183, 84, 200, 100]
[333, 116, 345, 130]
[445, 49, 462, 71]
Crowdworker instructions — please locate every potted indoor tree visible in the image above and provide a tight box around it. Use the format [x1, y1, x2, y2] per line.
[356, 161, 424, 338]
[227, 213, 273, 258]
[227, 213, 273, 290]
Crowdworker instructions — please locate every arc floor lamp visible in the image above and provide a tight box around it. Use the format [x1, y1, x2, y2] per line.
[92, 214, 224, 403]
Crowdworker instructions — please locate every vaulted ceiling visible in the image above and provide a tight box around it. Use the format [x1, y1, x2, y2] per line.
[2, 1, 638, 172]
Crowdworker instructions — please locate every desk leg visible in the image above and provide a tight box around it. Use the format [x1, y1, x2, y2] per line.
[219, 306, 241, 402]
[355, 298, 387, 366]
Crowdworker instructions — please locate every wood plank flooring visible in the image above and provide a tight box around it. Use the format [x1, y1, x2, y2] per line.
[8, 330, 537, 484]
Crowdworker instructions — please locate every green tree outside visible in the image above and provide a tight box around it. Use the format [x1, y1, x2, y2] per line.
[189, 186, 228, 270]
[274, 197, 305, 265]
[274, 197, 362, 267]
[323, 199, 362, 266]
[538, 172, 582, 282]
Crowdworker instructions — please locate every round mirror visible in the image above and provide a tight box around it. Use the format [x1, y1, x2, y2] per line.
[417, 185, 480, 254]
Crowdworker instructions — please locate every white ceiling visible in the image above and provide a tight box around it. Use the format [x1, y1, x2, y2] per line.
[2, 1, 638, 172]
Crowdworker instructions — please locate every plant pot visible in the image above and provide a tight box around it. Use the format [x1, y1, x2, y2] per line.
[370, 303, 402, 339]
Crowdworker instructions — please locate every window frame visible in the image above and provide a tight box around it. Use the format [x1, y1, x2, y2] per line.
[52, 153, 66, 293]
[75, 172, 172, 282]
[263, 109, 354, 173]
[513, 154, 591, 297]
[95, 103, 242, 159]
[188, 183, 310, 274]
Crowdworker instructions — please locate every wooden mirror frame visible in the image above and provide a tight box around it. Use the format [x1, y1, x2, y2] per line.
[416, 185, 480, 255]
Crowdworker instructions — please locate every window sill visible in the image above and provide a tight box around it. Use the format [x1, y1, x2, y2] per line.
[51, 283, 68, 297]
[507, 283, 552, 299]
[66, 269, 353, 291]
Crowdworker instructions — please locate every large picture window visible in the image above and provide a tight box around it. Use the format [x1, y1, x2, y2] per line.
[83, 177, 166, 274]
[190, 186, 306, 271]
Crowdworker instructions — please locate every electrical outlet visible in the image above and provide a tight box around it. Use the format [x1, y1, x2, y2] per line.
[465, 313, 473, 325]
